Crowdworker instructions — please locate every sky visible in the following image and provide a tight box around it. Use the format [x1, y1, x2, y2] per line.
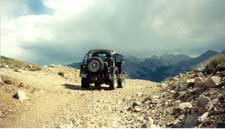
[0, 0, 225, 65]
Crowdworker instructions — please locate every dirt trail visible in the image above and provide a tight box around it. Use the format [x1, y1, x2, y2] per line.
[0, 67, 160, 128]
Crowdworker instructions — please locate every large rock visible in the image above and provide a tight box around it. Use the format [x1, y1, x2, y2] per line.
[194, 77, 205, 87]
[4, 79, 14, 84]
[14, 90, 28, 100]
[179, 84, 188, 91]
[142, 117, 154, 128]
[220, 71, 225, 77]
[205, 76, 221, 88]
[186, 79, 195, 84]
[170, 90, 176, 94]
[49, 64, 56, 67]
[198, 112, 209, 122]
[183, 112, 198, 127]
[0, 64, 9, 68]
[178, 102, 192, 110]
[197, 95, 213, 113]
[173, 82, 180, 92]
[173, 81, 189, 92]
[136, 92, 143, 97]
[133, 106, 142, 112]
[133, 101, 142, 107]
[27, 64, 33, 68]
[0, 77, 2, 83]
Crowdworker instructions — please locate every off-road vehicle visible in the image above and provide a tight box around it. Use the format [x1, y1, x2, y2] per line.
[80, 49, 125, 90]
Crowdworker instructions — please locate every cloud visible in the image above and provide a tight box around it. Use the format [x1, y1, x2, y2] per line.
[1, 0, 225, 64]
[0, 0, 29, 17]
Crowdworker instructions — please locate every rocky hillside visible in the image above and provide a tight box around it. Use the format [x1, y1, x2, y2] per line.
[68, 50, 221, 82]
[142, 55, 225, 127]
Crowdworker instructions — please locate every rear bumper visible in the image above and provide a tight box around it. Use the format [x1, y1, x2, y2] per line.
[80, 72, 112, 83]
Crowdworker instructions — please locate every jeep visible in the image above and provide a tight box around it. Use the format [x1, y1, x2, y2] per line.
[80, 49, 125, 90]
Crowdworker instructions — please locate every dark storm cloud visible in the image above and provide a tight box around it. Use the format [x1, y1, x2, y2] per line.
[2, 0, 225, 64]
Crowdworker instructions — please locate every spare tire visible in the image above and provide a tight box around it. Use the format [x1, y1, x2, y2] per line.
[87, 57, 104, 73]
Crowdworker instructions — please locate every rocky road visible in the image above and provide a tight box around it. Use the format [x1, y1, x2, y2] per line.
[0, 66, 161, 128]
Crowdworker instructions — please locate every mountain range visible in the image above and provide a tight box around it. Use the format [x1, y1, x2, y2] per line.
[68, 50, 225, 82]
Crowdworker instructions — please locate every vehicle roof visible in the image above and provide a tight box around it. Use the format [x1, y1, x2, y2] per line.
[88, 49, 122, 56]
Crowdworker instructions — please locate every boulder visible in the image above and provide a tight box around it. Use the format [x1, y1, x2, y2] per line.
[177, 91, 191, 101]
[133, 101, 142, 107]
[174, 82, 181, 92]
[136, 92, 143, 97]
[212, 98, 219, 105]
[205, 76, 221, 88]
[1, 64, 9, 68]
[58, 72, 65, 77]
[152, 95, 160, 99]
[14, 69, 20, 72]
[197, 95, 210, 106]
[179, 84, 188, 91]
[178, 114, 185, 120]
[220, 71, 225, 77]
[49, 64, 56, 67]
[0, 77, 2, 83]
[194, 77, 205, 87]
[142, 117, 154, 128]
[14, 90, 28, 100]
[27, 64, 33, 68]
[189, 87, 203, 95]
[183, 112, 198, 128]
[178, 102, 192, 110]
[170, 90, 176, 94]
[133, 106, 142, 112]
[197, 95, 213, 112]
[195, 77, 205, 84]
[186, 79, 195, 84]
[160, 83, 168, 87]
[217, 93, 224, 100]
[198, 112, 209, 122]
[4, 79, 14, 84]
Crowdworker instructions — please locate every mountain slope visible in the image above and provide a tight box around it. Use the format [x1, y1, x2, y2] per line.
[166, 50, 219, 76]
[67, 50, 220, 82]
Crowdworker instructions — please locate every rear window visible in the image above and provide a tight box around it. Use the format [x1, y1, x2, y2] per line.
[92, 53, 109, 60]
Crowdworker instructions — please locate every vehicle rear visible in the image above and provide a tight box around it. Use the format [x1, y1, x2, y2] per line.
[80, 49, 125, 90]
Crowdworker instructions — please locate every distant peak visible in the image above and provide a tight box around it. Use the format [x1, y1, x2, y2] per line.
[201, 50, 218, 56]
[220, 49, 225, 54]
[151, 55, 159, 59]
[204, 50, 218, 54]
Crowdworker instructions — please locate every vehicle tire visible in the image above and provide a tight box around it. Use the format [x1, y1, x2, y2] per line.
[109, 68, 118, 90]
[87, 57, 104, 73]
[81, 78, 89, 89]
[117, 79, 124, 88]
[95, 82, 101, 90]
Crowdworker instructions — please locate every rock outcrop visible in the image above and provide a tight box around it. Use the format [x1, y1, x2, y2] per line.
[163, 61, 225, 128]
[14, 90, 28, 101]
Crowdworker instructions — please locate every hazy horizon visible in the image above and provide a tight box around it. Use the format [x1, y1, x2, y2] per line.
[1, 0, 225, 64]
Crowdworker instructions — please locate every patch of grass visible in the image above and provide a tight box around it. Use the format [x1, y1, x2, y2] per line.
[0, 56, 27, 68]
[204, 56, 225, 74]
[0, 56, 42, 71]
